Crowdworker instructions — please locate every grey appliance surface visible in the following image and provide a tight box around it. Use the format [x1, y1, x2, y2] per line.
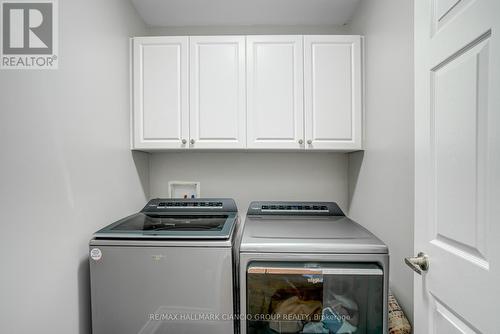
[90, 237, 233, 248]
[241, 212, 388, 254]
[94, 198, 237, 240]
[90, 245, 234, 334]
[238, 201, 389, 334]
[90, 198, 239, 334]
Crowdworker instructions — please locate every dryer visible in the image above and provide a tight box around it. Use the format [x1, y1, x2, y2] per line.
[89, 198, 240, 334]
[239, 201, 389, 334]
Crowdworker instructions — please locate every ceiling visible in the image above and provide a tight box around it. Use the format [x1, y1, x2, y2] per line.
[130, 0, 361, 27]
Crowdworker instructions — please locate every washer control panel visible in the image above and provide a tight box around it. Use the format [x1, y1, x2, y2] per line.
[142, 198, 237, 213]
[157, 201, 223, 208]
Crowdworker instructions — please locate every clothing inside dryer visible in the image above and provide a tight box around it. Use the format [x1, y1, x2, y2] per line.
[246, 263, 383, 334]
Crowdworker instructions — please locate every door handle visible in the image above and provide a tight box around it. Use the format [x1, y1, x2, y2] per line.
[405, 252, 429, 275]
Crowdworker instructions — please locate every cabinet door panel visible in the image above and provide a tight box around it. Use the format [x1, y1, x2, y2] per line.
[190, 36, 246, 149]
[304, 35, 362, 150]
[247, 36, 304, 149]
[133, 37, 188, 149]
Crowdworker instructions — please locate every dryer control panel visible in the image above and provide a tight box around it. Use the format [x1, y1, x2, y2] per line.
[247, 201, 344, 216]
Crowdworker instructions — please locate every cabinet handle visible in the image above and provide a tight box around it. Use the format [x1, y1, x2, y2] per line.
[182, 139, 187, 144]
[298, 139, 304, 145]
[190, 139, 195, 145]
[307, 139, 312, 145]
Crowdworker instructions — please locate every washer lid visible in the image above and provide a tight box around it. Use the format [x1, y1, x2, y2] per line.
[94, 198, 238, 240]
[240, 215, 388, 254]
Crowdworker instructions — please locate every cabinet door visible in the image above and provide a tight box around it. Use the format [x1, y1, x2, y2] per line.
[132, 37, 189, 150]
[189, 36, 246, 149]
[304, 35, 362, 150]
[247, 36, 304, 149]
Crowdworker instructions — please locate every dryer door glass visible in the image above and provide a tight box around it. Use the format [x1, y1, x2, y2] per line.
[246, 262, 383, 334]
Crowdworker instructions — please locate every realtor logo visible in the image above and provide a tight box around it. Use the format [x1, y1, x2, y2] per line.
[1, 0, 58, 69]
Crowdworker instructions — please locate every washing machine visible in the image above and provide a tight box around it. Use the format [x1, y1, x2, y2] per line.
[239, 201, 389, 334]
[89, 198, 240, 334]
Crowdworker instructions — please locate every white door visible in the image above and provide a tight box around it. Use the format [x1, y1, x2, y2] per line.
[189, 36, 246, 149]
[246, 36, 304, 149]
[413, 0, 500, 333]
[132, 37, 189, 149]
[304, 35, 362, 150]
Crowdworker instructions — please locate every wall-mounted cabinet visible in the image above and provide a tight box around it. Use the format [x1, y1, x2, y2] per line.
[304, 35, 362, 150]
[131, 35, 363, 151]
[246, 35, 304, 149]
[132, 37, 189, 149]
[190, 36, 246, 149]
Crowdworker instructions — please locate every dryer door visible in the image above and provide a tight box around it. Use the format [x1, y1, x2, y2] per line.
[246, 262, 383, 334]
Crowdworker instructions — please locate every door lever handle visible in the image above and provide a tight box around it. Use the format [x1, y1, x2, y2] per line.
[405, 252, 429, 275]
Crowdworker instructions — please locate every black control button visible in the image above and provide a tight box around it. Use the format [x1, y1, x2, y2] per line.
[193, 202, 199, 206]
[313, 206, 320, 210]
[270, 205, 277, 210]
[174, 202, 181, 206]
[262, 205, 269, 210]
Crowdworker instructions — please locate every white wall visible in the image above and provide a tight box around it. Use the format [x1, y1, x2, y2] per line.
[150, 152, 349, 214]
[0, 1, 148, 333]
[0, 2, 415, 332]
[146, 24, 349, 36]
[346, 0, 415, 322]
[145, 25, 351, 218]
[147, 10, 415, 320]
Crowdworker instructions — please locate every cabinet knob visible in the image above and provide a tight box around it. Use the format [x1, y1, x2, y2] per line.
[190, 139, 195, 145]
[181, 139, 187, 144]
[307, 139, 312, 145]
[298, 139, 304, 145]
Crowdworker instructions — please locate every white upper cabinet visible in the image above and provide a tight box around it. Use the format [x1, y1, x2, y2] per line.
[132, 37, 189, 150]
[304, 35, 362, 150]
[246, 36, 304, 149]
[189, 36, 246, 149]
[131, 35, 363, 151]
